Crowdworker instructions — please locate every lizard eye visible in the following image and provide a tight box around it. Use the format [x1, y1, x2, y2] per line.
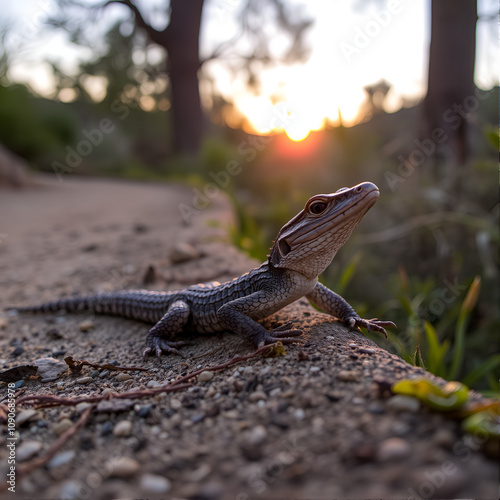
[309, 202, 327, 215]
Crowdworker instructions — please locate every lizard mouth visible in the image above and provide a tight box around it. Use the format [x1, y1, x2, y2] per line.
[286, 183, 379, 247]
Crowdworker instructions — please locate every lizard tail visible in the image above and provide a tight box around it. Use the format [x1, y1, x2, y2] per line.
[8, 291, 171, 323]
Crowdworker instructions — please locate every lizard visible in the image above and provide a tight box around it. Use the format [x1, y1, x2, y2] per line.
[9, 182, 395, 357]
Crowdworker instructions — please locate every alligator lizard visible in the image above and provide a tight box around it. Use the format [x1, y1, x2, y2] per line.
[10, 182, 395, 356]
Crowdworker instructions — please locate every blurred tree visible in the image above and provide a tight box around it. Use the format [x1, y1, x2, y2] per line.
[421, 0, 477, 166]
[48, 0, 313, 156]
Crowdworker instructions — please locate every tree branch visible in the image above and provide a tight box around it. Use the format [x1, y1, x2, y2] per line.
[102, 0, 166, 45]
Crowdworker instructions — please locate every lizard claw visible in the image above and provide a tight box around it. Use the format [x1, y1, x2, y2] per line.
[257, 329, 305, 348]
[347, 317, 397, 338]
[143, 336, 188, 358]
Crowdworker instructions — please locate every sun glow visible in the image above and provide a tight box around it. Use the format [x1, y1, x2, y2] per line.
[232, 63, 367, 141]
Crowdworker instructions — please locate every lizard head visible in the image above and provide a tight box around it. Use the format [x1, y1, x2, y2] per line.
[268, 182, 380, 279]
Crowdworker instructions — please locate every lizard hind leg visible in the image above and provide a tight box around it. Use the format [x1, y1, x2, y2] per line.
[143, 300, 191, 358]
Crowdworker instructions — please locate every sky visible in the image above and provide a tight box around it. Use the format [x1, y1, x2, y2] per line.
[1, 0, 497, 140]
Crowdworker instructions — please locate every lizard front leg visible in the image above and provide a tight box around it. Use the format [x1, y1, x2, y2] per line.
[306, 282, 396, 337]
[217, 292, 303, 348]
[143, 300, 191, 357]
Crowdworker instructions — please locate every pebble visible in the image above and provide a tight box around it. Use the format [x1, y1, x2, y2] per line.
[101, 421, 114, 436]
[386, 395, 421, 412]
[47, 450, 75, 469]
[75, 402, 92, 414]
[326, 335, 335, 340]
[269, 387, 281, 397]
[116, 373, 131, 382]
[113, 420, 133, 437]
[12, 346, 23, 356]
[170, 242, 200, 264]
[248, 391, 267, 402]
[34, 357, 67, 382]
[198, 371, 214, 383]
[310, 366, 320, 372]
[76, 376, 93, 385]
[53, 418, 74, 436]
[109, 456, 140, 477]
[0, 317, 7, 329]
[434, 428, 455, 448]
[136, 405, 151, 418]
[377, 437, 411, 461]
[59, 481, 81, 499]
[99, 369, 110, 378]
[17, 440, 43, 461]
[294, 408, 305, 420]
[147, 380, 162, 388]
[16, 409, 40, 426]
[78, 319, 94, 332]
[248, 425, 267, 445]
[140, 473, 172, 494]
[337, 370, 361, 382]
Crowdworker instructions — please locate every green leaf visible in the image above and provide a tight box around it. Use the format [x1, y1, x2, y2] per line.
[448, 277, 481, 380]
[392, 378, 469, 411]
[462, 411, 500, 439]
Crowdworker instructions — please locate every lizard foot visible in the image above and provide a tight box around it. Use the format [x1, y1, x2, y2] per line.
[143, 336, 189, 358]
[257, 329, 304, 348]
[347, 317, 397, 338]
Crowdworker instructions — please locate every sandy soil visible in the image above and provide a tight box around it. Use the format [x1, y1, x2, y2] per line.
[0, 175, 497, 500]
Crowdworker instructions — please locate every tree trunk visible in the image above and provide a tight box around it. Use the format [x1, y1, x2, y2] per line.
[421, 0, 477, 165]
[164, 0, 205, 155]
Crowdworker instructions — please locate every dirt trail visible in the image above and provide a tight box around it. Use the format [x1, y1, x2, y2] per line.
[0, 176, 497, 500]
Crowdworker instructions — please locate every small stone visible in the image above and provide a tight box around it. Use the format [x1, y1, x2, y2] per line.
[248, 425, 267, 445]
[99, 369, 110, 378]
[358, 347, 376, 354]
[248, 391, 267, 402]
[113, 420, 133, 437]
[75, 402, 92, 414]
[310, 366, 320, 372]
[297, 350, 308, 361]
[377, 437, 411, 461]
[12, 346, 23, 356]
[351, 397, 364, 405]
[0, 317, 8, 329]
[434, 428, 455, 448]
[269, 387, 281, 397]
[116, 373, 131, 382]
[101, 421, 114, 436]
[47, 450, 75, 469]
[386, 395, 421, 412]
[16, 409, 40, 426]
[294, 408, 305, 420]
[17, 440, 43, 461]
[46, 327, 63, 339]
[109, 456, 140, 477]
[326, 335, 335, 340]
[147, 380, 162, 388]
[59, 481, 81, 499]
[140, 473, 171, 494]
[170, 242, 200, 264]
[337, 370, 361, 382]
[76, 376, 93, 385]
[78, 320, 94, 332]
[34, 357, 67, 382]
[137, 405, 151, 418]
[90, 370, 99, 378]
[198, 371, 214, 383]
[53, 418, 73, 436]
